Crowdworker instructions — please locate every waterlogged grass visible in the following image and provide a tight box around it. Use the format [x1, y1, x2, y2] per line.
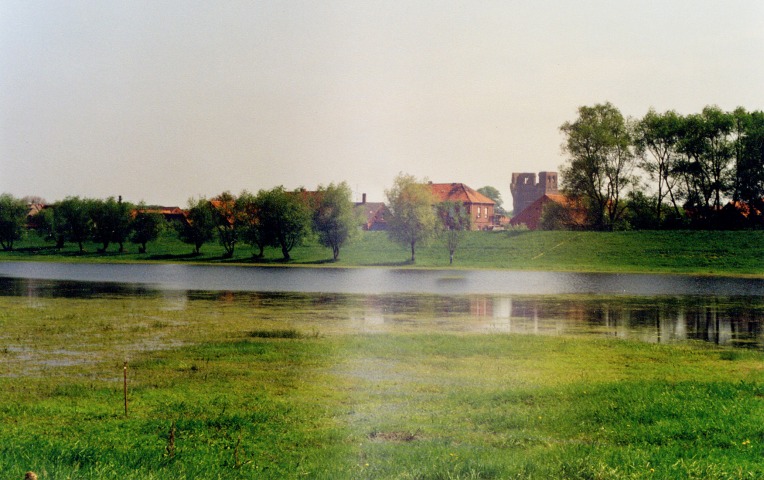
[1, 295, 764, 478]
[4, 229, 764, 276]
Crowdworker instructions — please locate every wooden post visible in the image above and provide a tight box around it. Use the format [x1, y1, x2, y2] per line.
[123, 361, 128, 417]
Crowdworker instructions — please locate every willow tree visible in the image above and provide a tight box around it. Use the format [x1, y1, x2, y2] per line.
[560, 102, 637, 230]
[310, 182, 357, 261]
[634, 109, 684, 224]
[436, 200, 471, 265]
[385, 173, 437, 263]
[0, 193, 27, 251]
[258, 186, 311, 261]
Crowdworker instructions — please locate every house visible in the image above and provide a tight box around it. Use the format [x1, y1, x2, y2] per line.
[354, 194, 388, 231]
[510, 172, 558, 215]
[25, 203, 50, 229]
[427, 182, 498, 230]
[509, 193, 586, 230]
[135, 206, 189, 225]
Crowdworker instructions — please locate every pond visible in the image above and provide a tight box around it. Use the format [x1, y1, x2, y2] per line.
[1, 262, 763, 350]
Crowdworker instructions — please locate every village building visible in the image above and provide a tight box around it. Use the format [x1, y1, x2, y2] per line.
[510, 171, 558, 216]
[427, 182, 499, 230]
[354, 194, 388, 231]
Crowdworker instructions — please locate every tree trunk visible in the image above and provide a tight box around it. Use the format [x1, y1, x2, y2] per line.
[410, 241, 416, 263]
[333, 245, 339, 261]
[282, 245, 291, 260]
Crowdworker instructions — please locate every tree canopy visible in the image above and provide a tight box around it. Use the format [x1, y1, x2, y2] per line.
[0, 193, 27, 251]
[385, 173, 437, 263]
[560, 102, 637, 230]
[310, 182, 357, 261]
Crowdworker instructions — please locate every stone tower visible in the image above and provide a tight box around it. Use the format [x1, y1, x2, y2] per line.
[510, 171, 558, 215]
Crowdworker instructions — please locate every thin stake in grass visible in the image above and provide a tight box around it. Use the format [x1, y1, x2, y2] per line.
[123, 361, 128, 417]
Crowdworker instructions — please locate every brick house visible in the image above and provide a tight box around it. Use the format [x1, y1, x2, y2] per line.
[427, 183, 498, 230]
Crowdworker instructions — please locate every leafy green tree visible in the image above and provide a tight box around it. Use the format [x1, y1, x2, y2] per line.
[0, 193, 28, 251]
[258, 186, 311, 261]
[477, 186, 506, 215]
[310, 182, 356, 261]
[674, 107, 735, 226]
[209, 191, 241, 258]
[635, 109, 684, 225]
[54, 196, 92, 252]
[436, 200, 471, 264]
[90, 197, 132, 252]
[560, 102, 637, 230]
[733, 108, 764, 208]
[177, 197, 215, 255]
[130, 204, 164, 253]
[237, 191, 270, 258]
[385, 173, 437, 263]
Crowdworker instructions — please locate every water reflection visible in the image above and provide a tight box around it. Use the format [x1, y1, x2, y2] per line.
[2, 277, 762, 349]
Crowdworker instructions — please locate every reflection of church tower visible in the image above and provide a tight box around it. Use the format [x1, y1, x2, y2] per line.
[510, 171, 558, 215]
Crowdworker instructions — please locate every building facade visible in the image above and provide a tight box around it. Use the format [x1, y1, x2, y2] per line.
[510, 171, 558, 215]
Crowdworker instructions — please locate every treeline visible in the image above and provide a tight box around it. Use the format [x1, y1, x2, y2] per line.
[0, 174, 478, 264]
[0, 184, 358, 260]
[552, 104, 764, 230]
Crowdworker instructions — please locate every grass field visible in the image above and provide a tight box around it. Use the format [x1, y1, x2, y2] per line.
[1, 294, 763, 479]
[3, 229, 764, 276]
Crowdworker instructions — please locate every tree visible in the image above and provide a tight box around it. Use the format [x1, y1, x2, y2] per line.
[209, 191, 242, 258]
[90, 197, 132, 252]
[436, 200, 471, 264]
[560, 102, 637, 230]
[0, 193, 27, 251]
[177, 197, 215, 255]
[257, 187, 311, 261]
[477, 186, 506, 215]
[675, 107, 735, 226]
[733, 108, 764, 208]
[385, 173, 437, 263]
[130, 204, 164, 253]
[634, 109, 684, 226]
[237, 191, 270, 258]
[54, 197, 92, 252]
[310, 182, 357, 261]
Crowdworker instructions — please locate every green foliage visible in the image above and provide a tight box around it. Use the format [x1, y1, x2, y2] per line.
[385, 173, 438, 263]
[560, 102, 637, 230]
[89, 196, 133, 252]
[176, 197, 215, 254]
[258, 186, 311, 260]
[436, 200, 471, 264]
[129, 205, 164, 253]
[54, 196, 93, 252]
[311, 182, 357, 261]
[634, 109, 685, 224]
[209, 191, 242, 258]
[0, 193, 27, 251]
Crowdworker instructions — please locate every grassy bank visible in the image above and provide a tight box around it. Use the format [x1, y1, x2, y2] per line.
[1, 295, 763, 479]
[2, 229, 764, 276]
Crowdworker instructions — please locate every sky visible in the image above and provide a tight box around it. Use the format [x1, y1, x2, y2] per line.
[2, 1, 763, 207]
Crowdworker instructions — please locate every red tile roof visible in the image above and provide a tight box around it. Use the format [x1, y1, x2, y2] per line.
[427, 183, 495, 205]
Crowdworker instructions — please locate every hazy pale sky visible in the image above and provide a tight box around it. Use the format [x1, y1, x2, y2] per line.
[2, 1, 763, 206]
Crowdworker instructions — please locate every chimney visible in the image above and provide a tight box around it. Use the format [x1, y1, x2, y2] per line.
[362, 193, 366, 204]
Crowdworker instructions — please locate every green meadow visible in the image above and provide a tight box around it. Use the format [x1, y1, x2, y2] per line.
[3, 229, 764, 276]
[1, 293, 763, 479]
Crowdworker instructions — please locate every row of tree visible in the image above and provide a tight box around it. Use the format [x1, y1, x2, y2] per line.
[557, 104, 764, 230]
[0, 177, 477, 263]
[176, 184, 357, 261]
